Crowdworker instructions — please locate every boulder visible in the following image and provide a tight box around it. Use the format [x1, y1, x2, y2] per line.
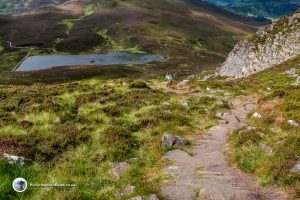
[288, 120, 299, 127]
[3, 153, 27, 166]
[179, 100, 189, 109]
[112, 162, 129, 179]
[161, 133, 188, 148]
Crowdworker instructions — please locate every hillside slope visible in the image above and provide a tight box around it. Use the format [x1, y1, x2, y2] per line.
[0, 0, 263, 72]
[218, 9, 300, 78]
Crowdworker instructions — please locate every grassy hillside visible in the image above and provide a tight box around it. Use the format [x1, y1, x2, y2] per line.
[227, 56, 300, 198]
[0, 0, 261, 72]
[0, 77, 229, 199]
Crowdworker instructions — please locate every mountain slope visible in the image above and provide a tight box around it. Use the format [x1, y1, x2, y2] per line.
[0, 0, 263, 72]
[218, 9, 300, 78]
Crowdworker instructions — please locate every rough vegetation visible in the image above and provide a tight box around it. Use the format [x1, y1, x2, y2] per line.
[0, 77, 222, 199]
[225, 56, 300, 198]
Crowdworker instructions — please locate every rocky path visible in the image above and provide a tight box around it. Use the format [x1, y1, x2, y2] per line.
[160, 93, 285, 200]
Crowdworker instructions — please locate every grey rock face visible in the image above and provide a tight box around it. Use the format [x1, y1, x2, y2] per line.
[161, 133, 188, 148]
[3, 153, 27, 166]
[217, 10, 300, 78]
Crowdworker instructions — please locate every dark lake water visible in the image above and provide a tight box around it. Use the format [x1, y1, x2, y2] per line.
[16, 52, 164, 72]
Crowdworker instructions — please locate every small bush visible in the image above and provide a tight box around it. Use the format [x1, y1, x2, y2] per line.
[129, 80, 150, 89]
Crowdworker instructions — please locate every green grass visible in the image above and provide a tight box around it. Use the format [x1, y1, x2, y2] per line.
[0, 50, 28, 72]
[0, 77, 218, 199]
[58, 19, 80, 35]
[94, 29, 144, 54]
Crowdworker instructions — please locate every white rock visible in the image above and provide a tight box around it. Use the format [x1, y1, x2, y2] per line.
[3, 153, 27, 166]
[252, 112, 262, 119]
[288, 120, 299, 127]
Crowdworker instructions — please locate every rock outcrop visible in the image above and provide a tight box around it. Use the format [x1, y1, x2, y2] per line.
[217, 9, 300, 78]
[161, 133, 188, 148]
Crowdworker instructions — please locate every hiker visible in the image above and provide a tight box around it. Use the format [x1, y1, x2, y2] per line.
[165, 72, 174, 83]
